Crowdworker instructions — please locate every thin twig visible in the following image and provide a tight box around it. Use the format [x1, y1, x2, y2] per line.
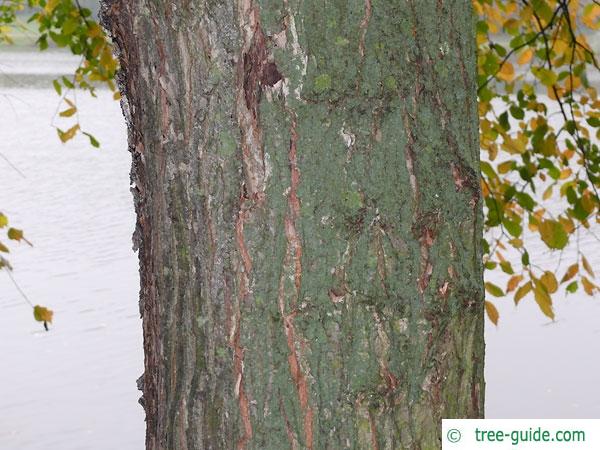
[4, 268, 33, 308]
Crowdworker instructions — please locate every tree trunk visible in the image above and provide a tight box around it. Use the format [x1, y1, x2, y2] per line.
[101, 0, 484, 448]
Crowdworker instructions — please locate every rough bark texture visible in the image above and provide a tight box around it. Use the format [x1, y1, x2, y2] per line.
[101, 0, 484, 448]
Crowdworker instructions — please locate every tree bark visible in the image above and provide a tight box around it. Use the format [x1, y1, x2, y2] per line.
[101, 0, 484, 448]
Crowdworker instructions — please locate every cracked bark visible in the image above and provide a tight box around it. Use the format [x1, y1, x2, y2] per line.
[101, 0, 484, 448]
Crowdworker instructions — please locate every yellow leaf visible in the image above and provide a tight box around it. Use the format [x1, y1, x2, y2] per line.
[554, 39, 568, 54]
[533, 280, 555, 320]
[514, 281, 532, 305]
[33, 305, 53, 323]
[561, 264, 578, 283]
[509, 238, 523, 248]
[581, 193, 595, 214]
[542, 185, 553, 200]
[498, 161, 514, 174]
[57, 124, 80, 143]
[517, 48, 533, 65]
[582, 276, 595, 296]
[497, 62, 515, 82]
[496, 251, 506, 263]
[582, 4, 600, 29]
[559, 216, 575, 234]
[520, 4, 533, 21]
[59, 107, 77, 118]
[485, 301, 500, 326]
[559, 168, 572, 180]
[541, 135, 558, 156]
[540, 271, 558, 294]
[503, 136, 526, 154]
[507, 275, 524, 292]
[44, 0, 60, 14]
[582, 255, 595, 278]
[565, 76, 581, 92]
[563, 148, 575, 160]
[87, 23, 104, 39]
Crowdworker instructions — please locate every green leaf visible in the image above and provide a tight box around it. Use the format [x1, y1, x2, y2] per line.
[509, 105, 524, 120]
[566, 281, 578, 294]
[500, 260, 514, 275]
[38, 34, 49, 51]
[493, 44, 507, 57]
[586, 117, 600, 128]
[50, 31, 70, 47]
[485, 282, 505, 297]
[62, 76, 75, 89]
[521, 251, 530, 266]
[53, 79, 62, 96]
[62, 17, 80, 35]
[503, 218, 522, 238]
[533, 67, 558, 87]
[484, 261, 497, 270]
[481, 238, 491, 255]
[539, 219, 568, 250]
[514, 192, 535, 211]
[480, 161, 498, 181]
[83, 132, 100, 148]
[499, 111, 510, 131]
[531, 0, 554, 22]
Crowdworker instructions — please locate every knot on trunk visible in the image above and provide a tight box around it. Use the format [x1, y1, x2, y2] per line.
[243, 29, 282, 114]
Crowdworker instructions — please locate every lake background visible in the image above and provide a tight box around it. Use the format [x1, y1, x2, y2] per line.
[1, 37, 600, 449]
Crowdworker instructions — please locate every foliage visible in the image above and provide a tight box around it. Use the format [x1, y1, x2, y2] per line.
[33, 304, 54, 330]
[0, 212, 52, 330]
[0, 0, 116, 329]
[476, 0, 600, 322]
[0, 0, 118, 146]
[1, 0, 600, 326]
[0, 212, 31, 260]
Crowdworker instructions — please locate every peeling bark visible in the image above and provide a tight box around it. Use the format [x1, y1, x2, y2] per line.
[101, 0, 484, 448]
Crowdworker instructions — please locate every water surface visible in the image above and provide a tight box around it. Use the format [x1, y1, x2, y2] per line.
[0, 49, 144, 450]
